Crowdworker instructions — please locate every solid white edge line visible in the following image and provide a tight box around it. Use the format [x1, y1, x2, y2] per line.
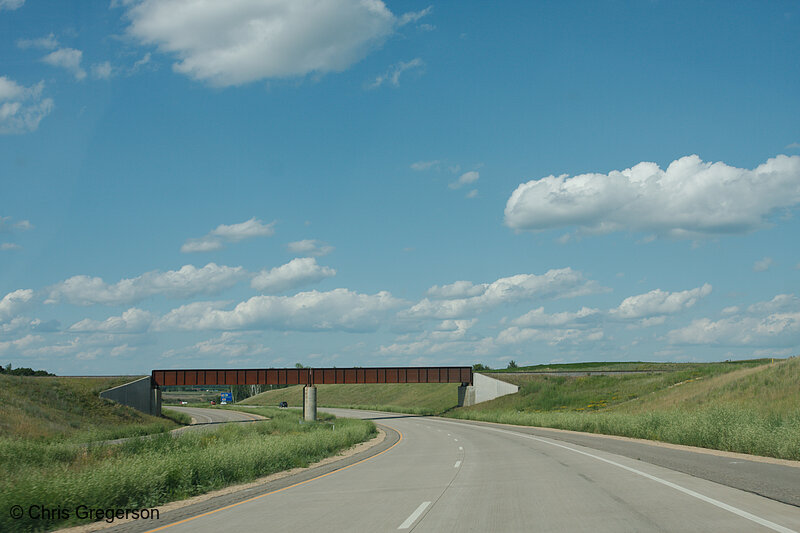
[398, 501, 431, 529]
[454, 460, 462, 468]
[479, 425, 796, 533]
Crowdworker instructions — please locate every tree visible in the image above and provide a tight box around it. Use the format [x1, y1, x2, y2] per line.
[507, 360, 518, 369]
[472, 363, 491, 371]
[295, 362, 304, 369]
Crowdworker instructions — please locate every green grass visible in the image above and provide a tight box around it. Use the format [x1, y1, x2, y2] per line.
[0, 374, 177, 442]
[448, 358, 800, 460]
[0, 407, 375, 532]
[486, 358, 774, 373]
[161, 408, 192, 426]
[241, 383, 460, 415]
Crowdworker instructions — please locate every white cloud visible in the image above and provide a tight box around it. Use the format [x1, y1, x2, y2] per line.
[496, 326, 604, 346]
[405, 268, 603, 319]
[512, 306, 600, 328]
[69, 308, 154, 333]
[42, 48, 86, 80]
[0, 335, 44, 356]
[0, 289, 34, 321]
[466, 189, 478, 199]
[124, 0, 400, 87]
[180, 236, 224, 253]
[17, 33, 59, 50]
[449, 171, 479, 189]
[162, 331, 270, 360]
[505, 155, 800, 238]
[251, 257, 335, 293]
[211, 217, 275, 241]
[397, 5, 432, 26]
[287, 239, 333, 256]
[667, 313, 800, 346]
[668, 293, 800, 346]
[426, 280, 487, 299]
[747, 294, 799, 314]
[91, 61, 113, 80]
[753, 257, 773, 272]
[48, 263, 247, 305]
[786, 142, 800, 150]
[182, 217, 274, 252]
[368, 58, 423, 88]
[0, 0, 24, 11]
[721, 306, 740, 315]
[1, 243, 21, 251]
[157, 288, 402, 332]
[611, 284, 712, 319]
[0, 76, 53, 134]
[411, 160, 439, 171]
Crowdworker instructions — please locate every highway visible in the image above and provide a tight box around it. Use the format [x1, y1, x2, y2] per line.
[168, 405, 264, 425]
[114, 407, 799, 533]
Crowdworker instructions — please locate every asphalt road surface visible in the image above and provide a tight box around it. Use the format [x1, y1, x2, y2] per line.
[126, 407, 799, 533]
[168, 405, 264, 425]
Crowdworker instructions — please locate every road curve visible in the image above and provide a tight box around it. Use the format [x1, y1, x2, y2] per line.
[167, 405, 264, 425]
[121, 407, 799, 533]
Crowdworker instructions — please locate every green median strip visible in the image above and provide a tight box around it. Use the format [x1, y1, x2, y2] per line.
[0, 407, 376, 532]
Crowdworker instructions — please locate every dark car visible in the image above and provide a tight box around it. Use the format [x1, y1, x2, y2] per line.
[278, 401, 288, 408]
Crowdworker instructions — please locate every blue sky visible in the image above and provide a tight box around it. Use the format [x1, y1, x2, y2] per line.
[1, 0, 799, 375]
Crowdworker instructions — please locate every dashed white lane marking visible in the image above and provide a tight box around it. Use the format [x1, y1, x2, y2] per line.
[477, 425, 797, 533]
[454, 460, 462, 468]
[454, 439, 458, 442]
[398, 501, 431, 529]
[459, 446, 463, 451]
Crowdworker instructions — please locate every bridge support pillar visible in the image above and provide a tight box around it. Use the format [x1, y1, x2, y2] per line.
[458, 384, 476, 407]
[303, 385, 317, 422]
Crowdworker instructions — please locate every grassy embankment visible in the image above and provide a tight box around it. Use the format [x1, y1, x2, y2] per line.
[242, 358, 800, 460]
[241, 382, 459, 415]
[451, 357, 800, 460]
[0, 374, 177, 442]
[0, 403, 375, 532]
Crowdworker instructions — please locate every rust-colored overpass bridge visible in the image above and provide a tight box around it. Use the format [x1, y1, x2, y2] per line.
[147, 367, 473, 421]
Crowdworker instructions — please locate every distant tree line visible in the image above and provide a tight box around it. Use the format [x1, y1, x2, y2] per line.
[1, 363, 55, 376]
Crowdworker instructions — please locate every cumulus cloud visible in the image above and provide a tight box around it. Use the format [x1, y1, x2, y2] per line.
[668, 293, 800, 346]
[162, 331, 270, 359]
[611, 284, 712, 319]
[287, 239, 333, 256]
[368, 58, 423, 88]
[496, 326, 604, 346]
[405, 268, 603, 319]
[753, 257, 773, 272]
[157, 288, 402, 332]
[91, 61, 113, 79]
[17, 33, 59, 50]
[48, 263, 247, 305]
[411, 160, 439, 171]
[41, 48, 86, 80]
[505, 155, 800, 239]
[0, 0, 24, 11]
[0, 289, 34, 321]
[251, 257, 335, 293]
[69, 308, 154, 333]
[0, 76, 54, 134]
[123, 0, 408, 86]
[182, 217, 274, 252]
[512, 306, 600, 328]
[449, 171, 479, 189]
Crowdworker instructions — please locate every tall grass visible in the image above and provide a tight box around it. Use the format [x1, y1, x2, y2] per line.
[0, 407, 375, 532]
[448, 405, 800, 460]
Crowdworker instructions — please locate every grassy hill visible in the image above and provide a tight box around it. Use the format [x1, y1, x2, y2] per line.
[451, 357, 799, 460]
[240, 358, 799, 459]
[0, 374, 176, 441]
[241, 383, 460, 415]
